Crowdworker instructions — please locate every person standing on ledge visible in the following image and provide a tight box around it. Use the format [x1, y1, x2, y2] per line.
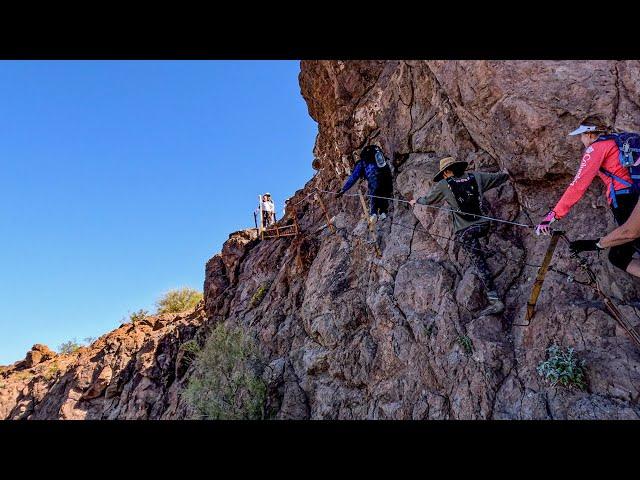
[259, 193, 276, 227]
[409, 156, 510, 316]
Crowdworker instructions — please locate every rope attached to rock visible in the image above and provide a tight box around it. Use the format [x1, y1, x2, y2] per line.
[268, 188, 592, 282]
[316, 188, 535, 229]
[389, 219, 545, 270]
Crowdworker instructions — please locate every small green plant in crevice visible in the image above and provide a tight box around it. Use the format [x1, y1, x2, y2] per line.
[129, 309, 150, 324]
[183, 323, 267, 420]
[457, 335, 473, 355]
[179, 339, 200, 355]
[156, 287, 203, 314]
[44, 363, 60, 381]
[425, 323, 435, 338]
[178, 339, 201, 370]
[249, 282, 271, 309]
[537, 344, 587, 390]
[58, 339, 82, 355]
[15, 370, 34, 381]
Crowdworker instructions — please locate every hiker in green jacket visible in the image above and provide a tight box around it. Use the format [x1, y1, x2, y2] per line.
[409, 156, 510, 316]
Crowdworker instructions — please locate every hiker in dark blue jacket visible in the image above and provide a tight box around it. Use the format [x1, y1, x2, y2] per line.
[337, 145, 393, 222]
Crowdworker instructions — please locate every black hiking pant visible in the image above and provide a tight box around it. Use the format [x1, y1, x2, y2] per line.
[262, 211, 275, 227]
[370, 190, 391, 216]
[368, 165, 393, 216]
[609, 192, 640, 271]
[455, 222, 496, 293]
[369, 182, 393, 216]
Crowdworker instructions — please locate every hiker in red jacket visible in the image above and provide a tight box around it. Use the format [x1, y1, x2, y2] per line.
[536, 115, 640, 277]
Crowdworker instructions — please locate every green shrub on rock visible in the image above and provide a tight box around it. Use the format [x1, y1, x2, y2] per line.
[156, 287, 203, 314]
[183, 323, 266, 420]
[179, 339, 200, 355]
[457, 335, 473, 355]
[129, 309, 149, 324]
[58, 340, 82, 355]
[537, 344, 587, 390]
[249, 283, 270, 309]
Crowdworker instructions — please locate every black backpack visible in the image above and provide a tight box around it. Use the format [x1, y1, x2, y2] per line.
[445, 174, 483, 222]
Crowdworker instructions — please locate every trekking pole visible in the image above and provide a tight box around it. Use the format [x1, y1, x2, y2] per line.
[258, 195, 264, 240]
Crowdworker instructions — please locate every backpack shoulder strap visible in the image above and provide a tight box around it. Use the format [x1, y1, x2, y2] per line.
[596, 133, 618, 142]
[598, 167, 632, 186]
[464, 173, 480, 193]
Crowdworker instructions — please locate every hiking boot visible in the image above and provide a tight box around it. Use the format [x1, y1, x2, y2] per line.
[369, 213, 378, 224]
[479, 291, 504, 316]
[378, 212, 387, 221]
[479, 299, 505, 316]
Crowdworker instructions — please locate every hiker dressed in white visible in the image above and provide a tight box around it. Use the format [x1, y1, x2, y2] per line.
[261, 193, 276, 227]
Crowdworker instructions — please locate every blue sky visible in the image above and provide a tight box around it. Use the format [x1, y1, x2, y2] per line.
[0, 60, 317, 365]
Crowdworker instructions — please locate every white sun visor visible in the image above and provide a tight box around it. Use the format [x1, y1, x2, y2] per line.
[569, 124, 598, 136]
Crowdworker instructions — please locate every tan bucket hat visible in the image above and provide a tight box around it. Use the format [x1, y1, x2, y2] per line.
[433, 156, 468, 182]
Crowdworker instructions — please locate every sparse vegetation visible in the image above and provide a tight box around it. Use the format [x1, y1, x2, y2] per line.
[129, 309, 150, 324]
[15, 370, 34, 381]
[58, 339, 82, 355]
[180, 339, 200, 355]
[83, 336, 97, 345]
[44, 363, 60, 380]
[178, 340, 201, 370]
[156, 287, 203, 314]
[183, 323, 267, 420]
[249, 282, 271, 308]
[537, 344, 587, 390]
[457, 335, 473, 355]
[425, 323, 435, 337]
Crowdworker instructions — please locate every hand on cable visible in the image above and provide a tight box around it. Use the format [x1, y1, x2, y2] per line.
[535, 211, 557, 236]
[569, 239, 603, 256]
[408, 199, 417, 207]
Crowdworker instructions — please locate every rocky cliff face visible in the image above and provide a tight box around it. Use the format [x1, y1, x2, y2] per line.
[3, 61, 640, 419]
[203, 61, 640, 419]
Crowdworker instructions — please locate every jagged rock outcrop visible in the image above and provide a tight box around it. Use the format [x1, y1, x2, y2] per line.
[2, 61, 640, 419]
[22, 344, 56, 369]
[0, 306, 206, 419]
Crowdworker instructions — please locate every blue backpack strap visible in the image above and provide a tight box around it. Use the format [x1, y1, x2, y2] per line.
[599, 168, 633, 187]
[599, 167, 634, 208]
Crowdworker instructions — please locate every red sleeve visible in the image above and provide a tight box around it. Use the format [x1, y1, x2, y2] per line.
[553, 143, 606, 219]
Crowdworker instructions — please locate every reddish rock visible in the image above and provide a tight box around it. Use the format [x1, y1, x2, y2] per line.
[24, 344, 56, 368]
[0, 308, 206, 419]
